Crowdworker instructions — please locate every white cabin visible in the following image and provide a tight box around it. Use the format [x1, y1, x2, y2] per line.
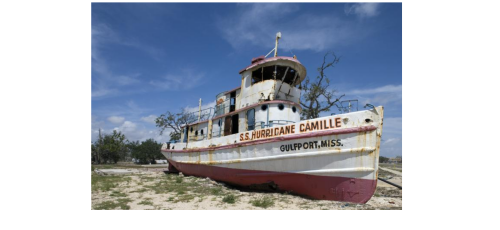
[174, 56, 307, 147]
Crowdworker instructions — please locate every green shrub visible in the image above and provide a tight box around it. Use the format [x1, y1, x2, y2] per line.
[222, 194, 236, 204]
[250, 196, 274, 209]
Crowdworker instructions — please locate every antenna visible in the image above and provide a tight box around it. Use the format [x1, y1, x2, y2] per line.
[264, 32, 283, 58]
[274, 32, 281, 57]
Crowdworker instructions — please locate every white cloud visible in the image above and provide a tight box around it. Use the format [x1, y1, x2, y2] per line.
[346, 85, 401, 95]
[382, 117, 402, 139]
[150, 69, 206, 91]
[342, 84, 402, 109]
[107, 116, 125, 124]
[92, 23, 165, 99]
[344, 3, 380, 19]
[140, 115, 157, 124]
[116, 121, 137, 133]
[217, 3, 360, 52]
[113, 120, 171, 143]
[383, 138, 399, 145]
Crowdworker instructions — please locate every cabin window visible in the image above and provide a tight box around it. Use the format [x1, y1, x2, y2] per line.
[230, 91, 236, 112]
[190, 127, 193, 132]
[251, 65, 299, 85]
[195, 130, 198, 136]
[247, 109, 255, 131]
[278, 104, 285, 110]
[201, 129, 204, 135]
[292, 106, 297, 113]
[261, 104, 268, 111]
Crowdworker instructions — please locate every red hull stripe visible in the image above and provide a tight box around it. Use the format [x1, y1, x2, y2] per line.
[168, 159, 377, 204]
[162, 125, 377, 153]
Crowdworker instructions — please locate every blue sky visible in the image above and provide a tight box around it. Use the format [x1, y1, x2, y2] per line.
[92, 3, 402, 157]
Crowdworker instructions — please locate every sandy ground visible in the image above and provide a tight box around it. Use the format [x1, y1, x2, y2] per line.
[91, 166, 402, 210]
[379, 167, 402, 176]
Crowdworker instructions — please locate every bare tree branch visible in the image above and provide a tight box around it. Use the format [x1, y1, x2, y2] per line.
[300, 52, 344, 119]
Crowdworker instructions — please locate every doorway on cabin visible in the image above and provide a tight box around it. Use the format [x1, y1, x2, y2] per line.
[231, 114, 239, 134]
[224, 116, 231, 136]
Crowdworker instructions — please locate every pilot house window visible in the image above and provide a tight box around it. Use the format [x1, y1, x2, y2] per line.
[251, 66, 299, 85]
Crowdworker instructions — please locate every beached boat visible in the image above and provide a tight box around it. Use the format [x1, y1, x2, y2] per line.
[161, 33, 384, 203]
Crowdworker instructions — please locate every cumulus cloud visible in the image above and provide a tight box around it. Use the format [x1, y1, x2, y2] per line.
[140, 115, 158, 124]
[116, 121, 137, 133]
[217, 3, 360, 52]
[344, 3, 380, 19]
[107, 116, 125, 124]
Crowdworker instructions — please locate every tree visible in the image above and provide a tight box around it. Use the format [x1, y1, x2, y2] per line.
[300, 52, 345, 119]
[129, 138, 164, 164]
[91, 143, 98, 163]
[155, 108, 202, 141]
[379, 156, 389, 163]
[92, 130, 128, 164]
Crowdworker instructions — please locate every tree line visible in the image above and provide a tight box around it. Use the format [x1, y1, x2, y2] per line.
[91, 130, 165, 164]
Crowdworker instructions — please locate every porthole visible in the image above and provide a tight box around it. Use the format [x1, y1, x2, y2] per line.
[261, 104, 268, 111]
[201, 129, 204, 135]
[278, 104, 285, 110]
[292, 106, 297, 113]
[195, 130, 198, 136]
[190, 127, 193, 132]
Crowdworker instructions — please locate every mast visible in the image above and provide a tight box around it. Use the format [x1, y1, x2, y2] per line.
[274, 32, 281, 57]
[198, 98, 202, 121]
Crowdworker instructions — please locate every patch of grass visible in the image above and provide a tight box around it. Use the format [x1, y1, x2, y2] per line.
[222, 194, 236, 204]
[129, 188, 148, 193]
[210, 187, 223, 196]
[110, 191, 127, 197]
[93, 198, 132, 210]
[167, 197, 174, 202]
[250, 196, 275, 209]
[92, 174, 131, 192]
[175, 177, 183, 183]
[175, 194, 196, 203]
[138, 198, 154, 206]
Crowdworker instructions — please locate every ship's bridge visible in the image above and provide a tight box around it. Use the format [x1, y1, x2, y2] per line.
[239, 56, 306, 106]
[214, 56, 306, 116]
